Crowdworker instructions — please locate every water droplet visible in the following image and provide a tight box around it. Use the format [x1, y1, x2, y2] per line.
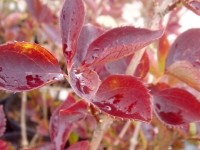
[92, 53, 98, 59]
[53, 74, 64, 81]
[104, 105, 112, 111]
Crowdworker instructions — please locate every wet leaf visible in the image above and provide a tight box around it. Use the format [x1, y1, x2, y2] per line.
[67, 141, 89, 150]
[92, 75, 151, 122]
[0, 42, 63, 92]
[60, 0, 85, 65]
[183, 0, 200, 16]
[69, 66, 100, 101]
[166, 29, 200, 91]
[82, 27, 163, 67]
[50, 93, 87, 150]
[0, 106, 6, 137]
[73, 24, 104, 67]
[153, 88, 200, 126]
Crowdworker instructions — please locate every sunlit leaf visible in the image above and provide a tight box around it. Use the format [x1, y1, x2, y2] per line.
[82, 27, 163, 67]
[73, 24, 104, 67]
[69, 66, 100, 101]
[166, 29, 200, 91]
[92, 75, 151, 122]
[60, 0, 85, 65]
[50, 93, 87, 150]
[153, 88, 200, 125]
[0, 42, 63, 92]
[183, 0, 200, 16]
[67, 141, 89, 150]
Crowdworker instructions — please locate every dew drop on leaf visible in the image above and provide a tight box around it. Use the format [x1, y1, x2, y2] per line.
[104, 105, 112, 111]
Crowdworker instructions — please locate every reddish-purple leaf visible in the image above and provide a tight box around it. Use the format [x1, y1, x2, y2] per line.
[0, 106, 6, 137]
[106, 52, 149, 78]
[0, 42, 63, 92]
[26, 0, 55, 23]
[82, 27, 163, 67]
[60, 0, 85, 65]
[166, 29, 200, 91]
[183, 0, 200, 16]
[92, 75, 151, 122]
[67, 141, 89, 150]
[50, 93, 87, 150]
[73, 24, 104, 67]
[153, 88, 200, 125]
[69, 66, 100, 101]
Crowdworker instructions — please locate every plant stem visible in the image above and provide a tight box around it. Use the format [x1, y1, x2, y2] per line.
[90, 115, 113, 150]
[114, 120, 131, 146]
[41, 88, 48, 121]
[21, 92, 28, 147]
[129, 122, 142, 150]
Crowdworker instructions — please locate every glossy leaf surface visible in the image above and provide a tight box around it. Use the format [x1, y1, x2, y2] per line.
[60, 0, 85, 64]
[153, 88, 200, 125]
[0, 42, 63, 92]
[82, 27, 163, 67]
[67, 141, 89, 150]
[92, 75, 151, 122]
[50, 94, 87, 150]
[73, 24, 104, 67]
[69, 66, 100, 101]
[166, 29, 200, 91]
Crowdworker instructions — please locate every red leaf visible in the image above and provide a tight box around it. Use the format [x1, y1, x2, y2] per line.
[67, 141, 89, 150]
[82, 27, 163, 67]
[26, 0, 55, 23]
[106, 52, 149, 79]
[60, 0, 85, 65]
[92, 75, 151, 122]
[153, 88, 200, 125]
[50, 93, 87, 150]
[73, 24, 104, 67]
[69, 66, 100, 101]
[166, 29, 200, 91]
[183, 0, 200, 16]
[0, 42, 63, 92]
[0, 106, 6, 137]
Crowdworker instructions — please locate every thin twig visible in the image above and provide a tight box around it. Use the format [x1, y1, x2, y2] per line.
[21, 92, 28, 147]
[129, 122, 142, 150]
[41, 88, 48, 121]
[90, 115, 113, 150]
[125, 48, 146, 75]
[114, 120, 131, 146]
